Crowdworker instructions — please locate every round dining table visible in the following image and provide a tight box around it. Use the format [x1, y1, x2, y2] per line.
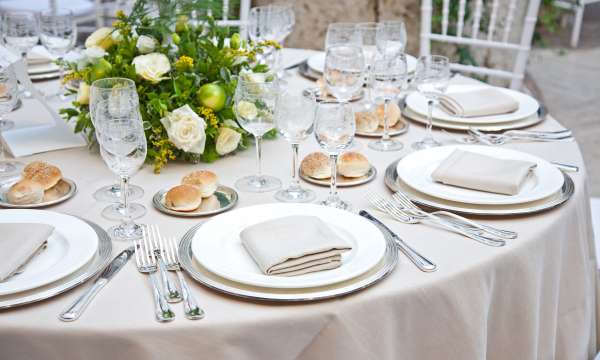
[0, 49, 597, 360]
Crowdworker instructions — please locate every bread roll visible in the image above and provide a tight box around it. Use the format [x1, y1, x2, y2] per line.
[300, 152, 331, 179]
[181, 170, 218, 197]
[375, 102, 401, 127]
[355, 111, 379, 133]
[7, 179, 44, 205]
[164, 185, 202, 212]
[22, 161, 62, 190]
[199, 195, 221, 212]
[43, 180, 71, 202]
[337, 152, 370, 178]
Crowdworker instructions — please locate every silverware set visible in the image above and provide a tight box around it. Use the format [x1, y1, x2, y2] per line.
[133, 225, 204, 322]
[463, 128, 573, 145]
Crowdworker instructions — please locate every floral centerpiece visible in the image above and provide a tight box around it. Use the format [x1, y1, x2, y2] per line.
[60, 0, 278, 172]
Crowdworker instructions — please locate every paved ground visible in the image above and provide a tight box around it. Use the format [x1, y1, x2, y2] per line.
[527, 3, 600, 196]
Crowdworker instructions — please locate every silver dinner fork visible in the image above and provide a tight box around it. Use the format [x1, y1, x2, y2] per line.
[133, 237, 175, 323]
[160, 237, 205, 320]
[466, 128, 573, 145]
[144, 225, 182, 303]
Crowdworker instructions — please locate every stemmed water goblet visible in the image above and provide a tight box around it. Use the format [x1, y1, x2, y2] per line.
[89, 78, 145, 213]
[314, 102, 355, 210]
[248, 5, 287, 74]
[324, 23, 360, 49]
[233, 73, 281, 193]
[376, 20, 407, 59]
[3, 11, 39, 99]
[324, 45, 365, 102]
[368, 54, 408, 152]
[274, 90, 316, 203]
[411, 55, 450, 150]
[38, 8, 77, 101]
[0, 66, 23, 176]
[95, 97, 147, 241]
[357, 22, 381, 110]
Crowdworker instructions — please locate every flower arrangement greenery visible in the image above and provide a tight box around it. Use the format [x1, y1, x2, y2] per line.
[60, 0, 278, 173]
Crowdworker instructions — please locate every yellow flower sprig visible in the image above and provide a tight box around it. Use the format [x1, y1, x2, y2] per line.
[197, 106, 219, 129]
[175, 55, 194, 71]
[150, 127, 176, 173]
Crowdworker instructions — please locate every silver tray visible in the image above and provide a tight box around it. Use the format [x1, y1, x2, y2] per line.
[152, 185, 238, 217]
[30, 71, 61, 81]
[178, 221, 398, 302]
[0, 220, 112, 309]
[384, 159, 574, 216]
[355, 119, 410, 137]
[0, 178, 77, 209]
[300, 165, 377, 187]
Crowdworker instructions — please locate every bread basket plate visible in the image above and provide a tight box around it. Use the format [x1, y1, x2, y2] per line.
[300, 165, 377, 187]
[0, 178, 77, 209]
[302, 86, 364, 103]
[153, 185, 238, 217]
[355, 119, 409, 137]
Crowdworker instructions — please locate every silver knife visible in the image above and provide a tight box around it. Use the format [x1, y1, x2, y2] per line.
[58, 247, 135, 322]
[359, 210, 438, 273]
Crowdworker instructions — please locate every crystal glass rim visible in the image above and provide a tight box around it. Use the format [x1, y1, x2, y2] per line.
[39, 8, 73, 17]
[91, 77, 137, 90]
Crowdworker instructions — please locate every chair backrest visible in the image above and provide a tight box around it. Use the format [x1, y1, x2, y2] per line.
[420, 0, 542, 89]
[213, 0, 251, 39]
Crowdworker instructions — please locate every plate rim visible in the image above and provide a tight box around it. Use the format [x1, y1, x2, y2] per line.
[152, 184, 238, 217]
[355, 119, 410, 137]
[300, 165, 377, 187]
[0, 178, 77, 209]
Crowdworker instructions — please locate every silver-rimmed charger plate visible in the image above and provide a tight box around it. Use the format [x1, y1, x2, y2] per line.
[0, 178, 77, 209]
[178, 221, 398, 302]
[300, 165, 377, 187]
[0, 220, 112, 309]
[355, 119, 410, 137]
[384, 159, 574, 216]
[153, 185, 238, 217]
[302, 87, 364, 103]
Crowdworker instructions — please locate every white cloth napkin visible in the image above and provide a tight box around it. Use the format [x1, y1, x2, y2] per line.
[439, 87, 519, 117]
[240, 216, 352, 276]
[0, 223, 54, 282]
[27, 46, 55, 65]
[431, 149, 537, 195]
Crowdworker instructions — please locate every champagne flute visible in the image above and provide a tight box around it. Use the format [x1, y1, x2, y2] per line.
[324, 23, 360, 49]
[233, 73, 282, 192]
[357, 22, 381, 110]
[368, 54, 408, 152]
[274, 90, 316, 203]
[38, 8, 77, 101]
[411, 55, 450, 150]
[314, 102, 355, 210]
[0, 66, 23, 176]
[324, 45, 365, 102]
[89, 78, 145, 209]
[95, 98, 147, 241]
[376, 20, 407, 59]
[3, 11, 39, 99]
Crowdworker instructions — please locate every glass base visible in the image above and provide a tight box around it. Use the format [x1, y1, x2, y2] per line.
[94, 184, 144, 202]
[109, 222, 144, 241]
[368, 139, 404, 152]
[235, 175, 281, 193]
[319, 196, 352, 211]
[0, 119, 14, 131]
[101, 203, 146, 221]
[275, 187, 316, 203]
[45, 91, 71, 102]
[19, 89, 33, 99]
[412, 137, 441, 151]
[0, 160, 24, 178]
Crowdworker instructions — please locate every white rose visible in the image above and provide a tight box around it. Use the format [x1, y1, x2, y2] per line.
[136, 35, 157, 54]
[84, 46, 107, 60]
[85, 27, 114, 50]
[216, 127, 242, 155]
[111, 30, 124, 43]
[76, 82, 90, 105]
[223, 119, 240, 128]
[160, 104, 207, 154]
[132, 53, 171, 84]
[239, 70, 275, 83]
[236, 100, 257, 120]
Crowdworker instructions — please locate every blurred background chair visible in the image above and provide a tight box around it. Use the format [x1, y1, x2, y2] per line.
[554, 0, 600, 47]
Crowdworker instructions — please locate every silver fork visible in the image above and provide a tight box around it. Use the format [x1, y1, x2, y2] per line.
[160, 237, 205, 320]
[133, 237, 175, 323]
[144, 225, 182, 303]
[367, 193, 506, 247]
[468, 128, 573, 145]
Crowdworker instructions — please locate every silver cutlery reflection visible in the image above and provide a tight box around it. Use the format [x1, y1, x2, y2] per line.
[465, 128, 573, 145]
[144, 225, 182, 303]
[161, 237, 205, 320]
[359, 210, 437, 272]
[58, 247, 135, 322]
[367, 192, 506, 247]
[133, 236, 175, 323]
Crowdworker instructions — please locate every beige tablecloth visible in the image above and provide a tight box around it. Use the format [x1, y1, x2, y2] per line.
[0, 51, 597, 360]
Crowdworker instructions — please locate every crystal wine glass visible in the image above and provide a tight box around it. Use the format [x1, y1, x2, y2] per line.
[248, 6, 285, 73]
[233, 73, 281, 192]
[376, 20, 407, 59]
[89, 78, 145, 207]
[0, 66, 23, 176]
[324, 45, 365, 102]
[357, 22, 381, 110]
[411, 55, 450, 150]
[314, 101, 355, 210]
[38, 8, 77, 101]
[95, 98, 147, 241]
[368, 54, 408, 152]
[3, 11, 39, 99]
[324, 23, 360, 49]
[274, 90, 316, 203]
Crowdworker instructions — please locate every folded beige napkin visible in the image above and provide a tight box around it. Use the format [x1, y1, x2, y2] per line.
[27, 46, 55, 66]
[240, 216, 352, 276]
[0, 223, 54, 282]
[431, 150, 537, 195]
[439, 87, 519, 117]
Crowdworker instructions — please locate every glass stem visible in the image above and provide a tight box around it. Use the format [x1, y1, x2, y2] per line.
[255, 135, 263, 179]
[0, 124, 5, 162]
[382, 98, 391, 142]
[120, 175, 131, 224]
[365, 65, 373, 104]
[426, 99, 434, 140]
[289, 143, 301, 190]
[57, 58, 65, 97]
[328, 154, 339, 201]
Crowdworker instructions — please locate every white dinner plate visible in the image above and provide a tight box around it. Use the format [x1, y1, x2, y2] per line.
[307, 52, 418, 74]
[396, 145, 565, 205]
[191, 203, 387, 289]
[27, 63, 60, 75]
[405, 84, 539, 124]
[0, 210, 99, 296]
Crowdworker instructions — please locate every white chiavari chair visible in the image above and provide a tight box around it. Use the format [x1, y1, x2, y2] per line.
[554, 0, 600, 48]
[420, 0, 542, 89]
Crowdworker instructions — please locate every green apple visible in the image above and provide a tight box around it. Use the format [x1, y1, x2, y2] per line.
[197, 83, 226, 111]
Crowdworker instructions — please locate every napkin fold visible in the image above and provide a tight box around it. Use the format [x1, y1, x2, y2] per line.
[431, 150, 537, 195]
[0, 223, 54, 282]
[27, 46, 55, 66]
[439, 87, 519, 117]
[240, 216, 352, 276]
